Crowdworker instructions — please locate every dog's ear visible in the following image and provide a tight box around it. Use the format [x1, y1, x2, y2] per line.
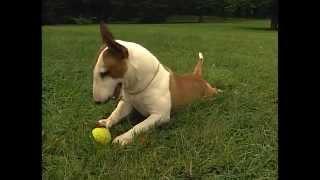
[100, 21, 128, 60]
[100, 21, 114, 44]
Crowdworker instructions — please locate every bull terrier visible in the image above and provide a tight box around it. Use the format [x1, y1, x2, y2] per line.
[93, 22, 220, 145]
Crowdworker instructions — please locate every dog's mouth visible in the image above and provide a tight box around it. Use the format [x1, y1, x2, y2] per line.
[94, 83, 123, 105]
[111, 83, 122, 100]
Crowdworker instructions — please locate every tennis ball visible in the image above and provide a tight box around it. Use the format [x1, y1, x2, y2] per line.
[92, 127, 111, 145]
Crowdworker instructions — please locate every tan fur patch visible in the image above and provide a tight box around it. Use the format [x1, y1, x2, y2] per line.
[102, 51, 128, 78]
[192, 58, 203, 78]
[100, 22, 129, 60]
[169, 73, 217, 110]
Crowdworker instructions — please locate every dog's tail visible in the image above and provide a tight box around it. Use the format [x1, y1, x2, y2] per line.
[197, 52, 224, 94]
[193, 52, 204, 78]
[199, 52, 203, 60]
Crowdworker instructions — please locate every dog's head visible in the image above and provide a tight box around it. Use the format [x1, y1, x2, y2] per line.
[92, 22, 128, 103]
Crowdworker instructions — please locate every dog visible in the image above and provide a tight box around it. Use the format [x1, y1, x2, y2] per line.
[93, 22, 220, 145]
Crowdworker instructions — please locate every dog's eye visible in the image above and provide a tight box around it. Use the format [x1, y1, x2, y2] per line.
[100, 71, 109, 78]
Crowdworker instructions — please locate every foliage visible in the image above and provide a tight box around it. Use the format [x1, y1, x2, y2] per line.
[42, 0, 275, 25]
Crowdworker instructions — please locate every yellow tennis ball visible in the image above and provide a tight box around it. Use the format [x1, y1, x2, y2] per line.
[92, 127, 111, 145]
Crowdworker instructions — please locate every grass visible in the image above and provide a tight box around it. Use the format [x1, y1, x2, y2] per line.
[42, 19, 277, 179]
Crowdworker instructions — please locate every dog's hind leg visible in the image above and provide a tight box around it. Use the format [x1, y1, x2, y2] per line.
[96, 100, 133, 128]
[193, 52, 204, 78]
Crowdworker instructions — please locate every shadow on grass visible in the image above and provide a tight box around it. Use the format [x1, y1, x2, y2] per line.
[235, 26, 277, 31]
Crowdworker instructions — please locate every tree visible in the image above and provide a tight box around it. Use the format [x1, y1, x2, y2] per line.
[42, 0, 67, 24]
[135, 0, 170, 23]
[194, 0, 217, 22]
[270, 0, 278, 30]
[41, 0, 276, 25]
[110, 0, 137, 21]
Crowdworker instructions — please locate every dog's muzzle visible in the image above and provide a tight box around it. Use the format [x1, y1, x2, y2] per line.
[94, 83, 122, 104]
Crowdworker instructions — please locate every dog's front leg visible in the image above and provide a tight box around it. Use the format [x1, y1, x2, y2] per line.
[113, 113, 169, 145]
[96, 100, 133, 128]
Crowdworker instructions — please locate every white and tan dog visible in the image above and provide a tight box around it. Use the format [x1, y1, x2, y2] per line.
[93, 22, 219, 145]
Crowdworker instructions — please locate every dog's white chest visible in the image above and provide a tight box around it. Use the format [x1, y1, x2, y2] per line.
[127, 95, 150, 116]
[123, 65, 172, 117]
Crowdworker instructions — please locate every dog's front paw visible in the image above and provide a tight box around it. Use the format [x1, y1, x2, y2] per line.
[96, 118, 112, 128]
[112, 133, 133, 146]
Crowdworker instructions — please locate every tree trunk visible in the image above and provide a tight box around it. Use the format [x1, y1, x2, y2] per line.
[271, 0, 278, 30]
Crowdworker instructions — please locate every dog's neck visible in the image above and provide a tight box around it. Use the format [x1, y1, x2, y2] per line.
[117, 40, 161, 94]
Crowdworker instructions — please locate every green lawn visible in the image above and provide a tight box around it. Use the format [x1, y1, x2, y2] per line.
[42, 20, 278, 179]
